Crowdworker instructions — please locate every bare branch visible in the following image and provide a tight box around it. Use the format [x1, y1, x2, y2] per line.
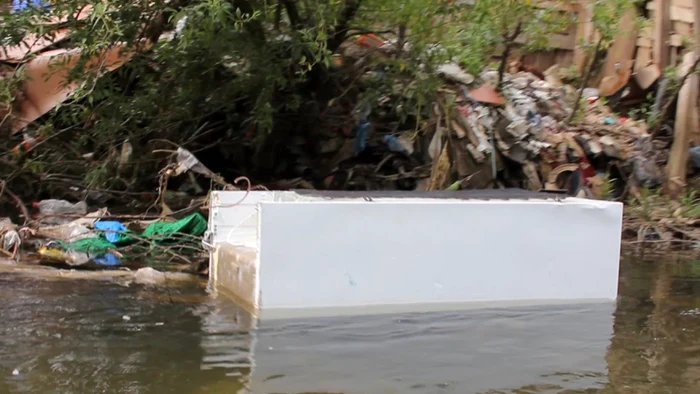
[328, 0, 363, 52]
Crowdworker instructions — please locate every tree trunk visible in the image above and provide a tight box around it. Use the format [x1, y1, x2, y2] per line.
[496, 44, 512, 90]
[327, 0, 363, 53]
[566, 36, 604, 125]
[282, 0, 303, 29]
[308, 0, 363, 91]
[396, 23, 407, 59]
[496, 21, 522, 89]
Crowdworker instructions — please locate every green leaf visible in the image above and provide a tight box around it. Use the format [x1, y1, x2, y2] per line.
[445, 180, 461, 191]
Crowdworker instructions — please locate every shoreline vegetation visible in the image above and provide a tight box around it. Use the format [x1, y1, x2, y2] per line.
[0, 0, 699, 263]
[622, 189, 700, 252]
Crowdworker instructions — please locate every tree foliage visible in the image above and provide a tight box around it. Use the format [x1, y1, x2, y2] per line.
[469, 0, 573, 86]
[0, 0, 585, 200]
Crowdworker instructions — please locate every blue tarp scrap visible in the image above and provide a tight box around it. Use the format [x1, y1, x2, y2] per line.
[352, 118, 371, 155]
[94, 253, 121, 266]
[64, 213, 208, 255]
[94, 220, 128, 243]
[382, 134, 410, 155]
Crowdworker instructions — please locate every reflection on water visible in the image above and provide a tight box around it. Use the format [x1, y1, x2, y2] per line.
[0, 254, 698, 394]
[607, 256, 700, 394]
[252, 303, 613, 394]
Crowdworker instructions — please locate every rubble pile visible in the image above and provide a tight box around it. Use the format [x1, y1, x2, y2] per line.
[427, 67, 665, 198]
[316, 55, 664, 198]
[300, 36, 672, 199]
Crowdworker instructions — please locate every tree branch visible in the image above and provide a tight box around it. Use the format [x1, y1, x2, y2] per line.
[327, 0, 362, 53]
[302, 0, 313, 22]
[396, 23, 407, 58]
[143, 0, 192, 43]
[274, 0, 282, 30]
[231, 0, 266, 44]
[650, 55, 700, 138]
[497, 20, 523, 89]
[282, 0, 303, 30]
[0, 180, 30, 225]
[567, 36, 605, 125]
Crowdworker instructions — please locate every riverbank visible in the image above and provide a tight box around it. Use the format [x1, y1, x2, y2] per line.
[2, 183, 699, 276]
[2, 0, 698, 264]
[0, 261, 205, 285]
[622, 190, 700, 250]
[1, 195, 696, 282]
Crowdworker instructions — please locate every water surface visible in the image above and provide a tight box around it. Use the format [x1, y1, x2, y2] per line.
[0, 255, 699, 394]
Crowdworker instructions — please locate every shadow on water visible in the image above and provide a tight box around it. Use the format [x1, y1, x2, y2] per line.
[0, 251, 698, 393]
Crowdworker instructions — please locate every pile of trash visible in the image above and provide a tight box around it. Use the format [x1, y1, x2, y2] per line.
[1, 199, 208, 270]
[310, 35, 669, 198]
[427, 66, 664, 198]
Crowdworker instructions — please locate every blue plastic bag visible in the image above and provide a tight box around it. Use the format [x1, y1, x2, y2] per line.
[353, 119, 371, 155]
[94, 253, 121, 266]
[94, 221, 127, 243]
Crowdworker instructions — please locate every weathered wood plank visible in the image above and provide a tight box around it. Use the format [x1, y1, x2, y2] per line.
[670, 33, 685, 46]
[640, 24, 654, 38]
[635, 47, 653, 68]
[634, 64, 661, 90]
[648, 2, 696, 24]
[672, 0, 694, 8]
[665, 0, 699, 197]
[673, 21, 693, 37]
[692, 0, 700, 146]
[636, 37, 653, 47]
[598, 7, 638, 95]
[666, 53, 697, 196]
[654, 0, 671, 69]
[514, 33, 575, 50]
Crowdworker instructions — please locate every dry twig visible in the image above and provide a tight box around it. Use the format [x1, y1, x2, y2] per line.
[0, 180, 30, 225]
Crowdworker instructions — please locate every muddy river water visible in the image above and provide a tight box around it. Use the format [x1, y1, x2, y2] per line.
[0, 254, 699, 394]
